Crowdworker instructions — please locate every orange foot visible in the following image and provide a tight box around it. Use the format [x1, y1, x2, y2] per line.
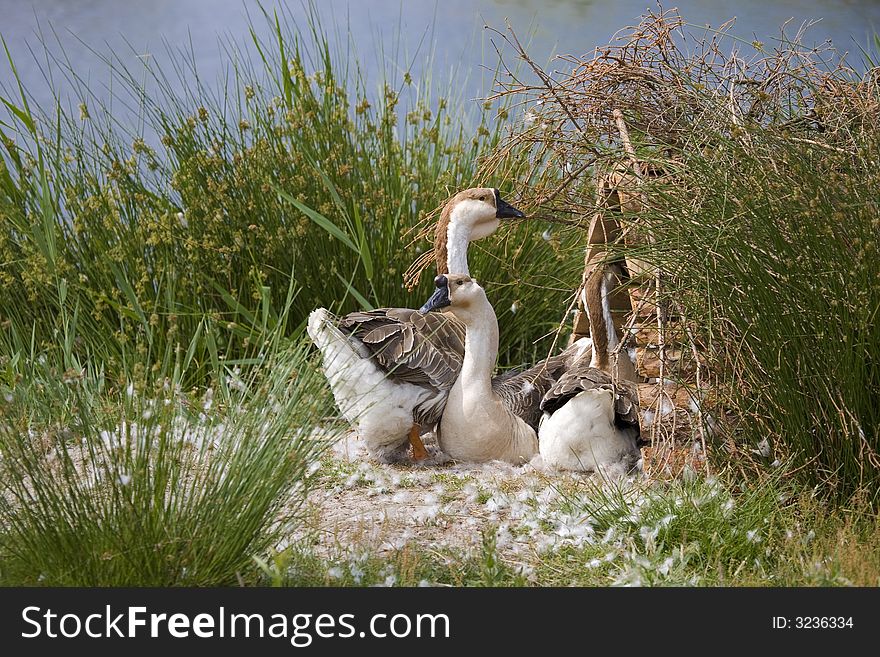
[408, 424, 428, 461]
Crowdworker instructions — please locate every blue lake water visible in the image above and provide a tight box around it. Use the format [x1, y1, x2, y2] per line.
[2, 1, 879, 121]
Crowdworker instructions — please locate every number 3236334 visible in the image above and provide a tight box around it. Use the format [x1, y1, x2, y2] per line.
[773, 617, 854, 629]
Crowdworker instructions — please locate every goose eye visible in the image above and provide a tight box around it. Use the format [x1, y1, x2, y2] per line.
[456, 280, 464, 286]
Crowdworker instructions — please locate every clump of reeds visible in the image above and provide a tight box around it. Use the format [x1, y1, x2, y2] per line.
[0, 314, 337, 585]
[482, 7, 880, 500]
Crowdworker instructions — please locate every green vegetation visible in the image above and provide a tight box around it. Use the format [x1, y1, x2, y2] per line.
[544, 476, 879, 586]
[644, 129, 880, 500]
[0, 290, 337, 585]
[0, 8, 580, 383]
[490, 8, 880, 501]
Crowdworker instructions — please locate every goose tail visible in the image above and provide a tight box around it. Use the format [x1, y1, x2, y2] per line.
[307, 308, 341, 350]
[307, 309, 365, 420]
[308, 308, 401, 430]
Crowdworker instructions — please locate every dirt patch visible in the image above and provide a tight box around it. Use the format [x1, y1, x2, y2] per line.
[296, 424, 704, 573]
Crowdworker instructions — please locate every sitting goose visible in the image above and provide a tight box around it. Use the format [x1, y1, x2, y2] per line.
[537, 261, 644, 475]
[419, 274, 542, 464]
[308, 188, 538, 463]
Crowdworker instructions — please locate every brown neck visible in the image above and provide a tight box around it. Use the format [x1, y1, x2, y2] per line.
[434, 200, 453, 275]
[584, 266, 610, 369]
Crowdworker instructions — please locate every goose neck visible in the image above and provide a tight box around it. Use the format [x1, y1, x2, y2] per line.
[458, 304, 499, 394]
[445, 216, 473, 275]
[586, 271, 620, 370]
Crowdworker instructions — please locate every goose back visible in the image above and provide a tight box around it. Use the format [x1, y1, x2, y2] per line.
[492, 349, 580, 429]
[540, 364, 641, 441]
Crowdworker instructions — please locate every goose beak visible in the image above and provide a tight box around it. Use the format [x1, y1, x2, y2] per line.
[419, 276, 450, 313]
[495, 192, 526, 220]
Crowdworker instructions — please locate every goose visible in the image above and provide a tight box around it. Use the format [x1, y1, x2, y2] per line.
[308, 187, 541, 463]
[419, 274, 543, 464]
[537, 261, 644, 475]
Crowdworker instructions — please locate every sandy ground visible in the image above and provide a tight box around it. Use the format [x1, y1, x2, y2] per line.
[302, 430, 599, 557]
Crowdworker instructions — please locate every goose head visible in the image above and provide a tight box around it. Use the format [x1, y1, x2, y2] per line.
[419, 273, 487, 322]
[435, 188, 525, 275]
[447, 187, 525, 239]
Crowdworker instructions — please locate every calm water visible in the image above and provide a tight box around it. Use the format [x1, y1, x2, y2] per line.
[2, 0, 879, 119]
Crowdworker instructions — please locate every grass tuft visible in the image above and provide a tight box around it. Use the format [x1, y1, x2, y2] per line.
[0, 335, 336, 586]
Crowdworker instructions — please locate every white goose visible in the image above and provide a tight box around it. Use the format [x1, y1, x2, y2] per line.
[308, 188, 571, 463]
[537, 261, 644, 475]
[419, 274, 542, 464]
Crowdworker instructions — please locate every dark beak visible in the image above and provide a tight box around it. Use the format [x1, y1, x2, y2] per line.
[419, 276, 450, 313]
[494, 189, 526, 219]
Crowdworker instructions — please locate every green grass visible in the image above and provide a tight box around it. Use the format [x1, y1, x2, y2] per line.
[0, 269, 338, 585]
[640, 129, 880, 500]
[532, 477, 879, 586]
[256, 532, 527, 588]
[0, 335, 339, 586]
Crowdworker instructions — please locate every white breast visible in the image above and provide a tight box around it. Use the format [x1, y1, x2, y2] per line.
[439, 392, 538, 465]
[538, 388, 640, 476]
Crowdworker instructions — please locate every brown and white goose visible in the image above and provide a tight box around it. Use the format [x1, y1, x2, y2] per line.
[308, 188, 569, 463]
[537, 261, 643, 475]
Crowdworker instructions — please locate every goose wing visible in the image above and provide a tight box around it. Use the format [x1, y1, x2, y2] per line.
[540, 363, 641, 435]
[338, 308, 465, 393]
[492, 349, 574, 430]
